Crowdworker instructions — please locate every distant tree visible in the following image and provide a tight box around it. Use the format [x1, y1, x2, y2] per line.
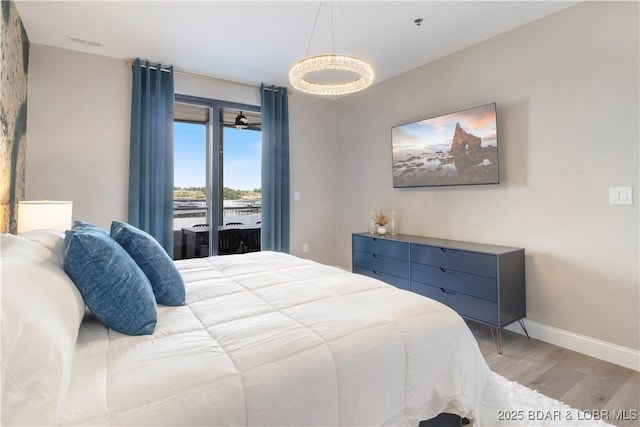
[176, 186, 259, 200]
[223, 187, 242, 200]
[173, 187, 206, 199]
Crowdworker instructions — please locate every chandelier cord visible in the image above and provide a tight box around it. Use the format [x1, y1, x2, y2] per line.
[303, 0, 355, 60]
[337, 1, 353, 54]
[304, 0, 324, 58]
[330, 1, 335, 55]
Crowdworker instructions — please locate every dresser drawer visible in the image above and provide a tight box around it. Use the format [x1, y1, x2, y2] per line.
[353, 250, 409, 279]
[353, 235, 409, 260]
[411, 282, 498, 325]
[411, 244, 496, 278]
[411, 262, 497, 301]
[353, 266, 410, 291]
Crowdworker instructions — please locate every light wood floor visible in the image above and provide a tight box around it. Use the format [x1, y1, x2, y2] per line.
[467, 321, 640, 427]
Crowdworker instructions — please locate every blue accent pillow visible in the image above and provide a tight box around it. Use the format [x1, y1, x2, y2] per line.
[63, 229, 157, 335]
[71, 220, 108, 234]
[110, 221, 186, 306]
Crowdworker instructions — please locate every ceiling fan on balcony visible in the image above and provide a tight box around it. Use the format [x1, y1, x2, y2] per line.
[221, 109, 261, 131]
[234, 112, 249, 129]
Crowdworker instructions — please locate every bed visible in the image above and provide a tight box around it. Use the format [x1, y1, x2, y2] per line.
[1, 228, 511, 426]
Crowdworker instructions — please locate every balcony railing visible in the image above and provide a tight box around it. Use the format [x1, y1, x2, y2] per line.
[173, 198, 262, 229]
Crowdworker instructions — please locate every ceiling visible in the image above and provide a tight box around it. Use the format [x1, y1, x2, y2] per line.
[15, 1, 579, 93]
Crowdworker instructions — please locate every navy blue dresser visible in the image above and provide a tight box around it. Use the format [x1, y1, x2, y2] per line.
[352, 233, 527, 353]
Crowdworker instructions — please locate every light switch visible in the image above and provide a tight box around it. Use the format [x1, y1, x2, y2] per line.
[609, 187, 633, 205]
[294, 191, 300, 201]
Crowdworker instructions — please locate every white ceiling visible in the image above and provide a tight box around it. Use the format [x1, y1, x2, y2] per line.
[15, 1, 579, 92]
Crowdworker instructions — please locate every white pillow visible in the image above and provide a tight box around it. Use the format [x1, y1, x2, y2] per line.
[1, 233, 85, 425]
[19, 229, 66, 267]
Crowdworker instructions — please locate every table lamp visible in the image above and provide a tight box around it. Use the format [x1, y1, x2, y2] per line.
[17, 200, 73, 234]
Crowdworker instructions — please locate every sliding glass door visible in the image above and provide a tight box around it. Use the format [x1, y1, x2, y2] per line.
[172, 95, 261, 259]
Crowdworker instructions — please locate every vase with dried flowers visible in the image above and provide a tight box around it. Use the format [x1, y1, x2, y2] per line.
[373, 210, 389, 235]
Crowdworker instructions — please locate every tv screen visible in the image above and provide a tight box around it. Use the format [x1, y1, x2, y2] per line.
[391, 103, 499, 188]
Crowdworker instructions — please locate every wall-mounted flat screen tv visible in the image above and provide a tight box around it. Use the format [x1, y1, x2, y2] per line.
[391, 103, 499, 188]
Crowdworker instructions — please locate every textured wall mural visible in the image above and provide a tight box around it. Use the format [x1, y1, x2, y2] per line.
[1, 0, 29, 234]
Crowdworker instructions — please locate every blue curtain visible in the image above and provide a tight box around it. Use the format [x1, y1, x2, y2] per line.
[260, 84, 290, 252]
[129, 59, 174, 254]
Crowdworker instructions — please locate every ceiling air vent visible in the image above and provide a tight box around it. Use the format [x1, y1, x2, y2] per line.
[68, 36, 102, 48]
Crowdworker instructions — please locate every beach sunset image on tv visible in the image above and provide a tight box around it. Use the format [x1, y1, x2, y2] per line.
[391, 103, 499, 187]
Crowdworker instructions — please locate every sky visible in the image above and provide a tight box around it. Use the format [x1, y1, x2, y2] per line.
[174, 122, 261, 190]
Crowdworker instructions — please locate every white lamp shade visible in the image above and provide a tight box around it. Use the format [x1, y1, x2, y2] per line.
[17, 201, 73, 234]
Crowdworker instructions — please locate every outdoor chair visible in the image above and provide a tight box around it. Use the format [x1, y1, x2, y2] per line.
[243, 228, 261, 252]
[218, 229, 246, 255]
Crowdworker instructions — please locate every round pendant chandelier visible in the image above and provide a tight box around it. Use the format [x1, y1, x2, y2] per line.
[289, 1, 374, 96]
[289, 54, 374, 96]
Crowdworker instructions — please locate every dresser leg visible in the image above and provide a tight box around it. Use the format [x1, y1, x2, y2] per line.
[490, 327, 503, 354]
[518, 319, 530, 339]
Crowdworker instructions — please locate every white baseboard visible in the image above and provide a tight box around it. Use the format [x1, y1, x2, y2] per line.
[504, 320, 640, 372]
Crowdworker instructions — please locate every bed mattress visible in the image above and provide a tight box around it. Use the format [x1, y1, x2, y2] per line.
[59, 251, 510, 426]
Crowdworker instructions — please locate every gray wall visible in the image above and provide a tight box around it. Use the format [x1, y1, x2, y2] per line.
[333, 1, 639, 351]
[26, 45, 131, 228]
[25, 1, 638, 359]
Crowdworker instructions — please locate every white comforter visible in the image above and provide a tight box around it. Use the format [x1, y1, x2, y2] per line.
[60, 251, 510, 426]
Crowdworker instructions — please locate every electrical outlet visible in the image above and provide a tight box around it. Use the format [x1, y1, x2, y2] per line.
[302, 243, 309, 253]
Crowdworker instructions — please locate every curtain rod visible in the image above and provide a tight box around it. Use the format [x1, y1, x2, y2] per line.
[126, 59, 289, 94]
